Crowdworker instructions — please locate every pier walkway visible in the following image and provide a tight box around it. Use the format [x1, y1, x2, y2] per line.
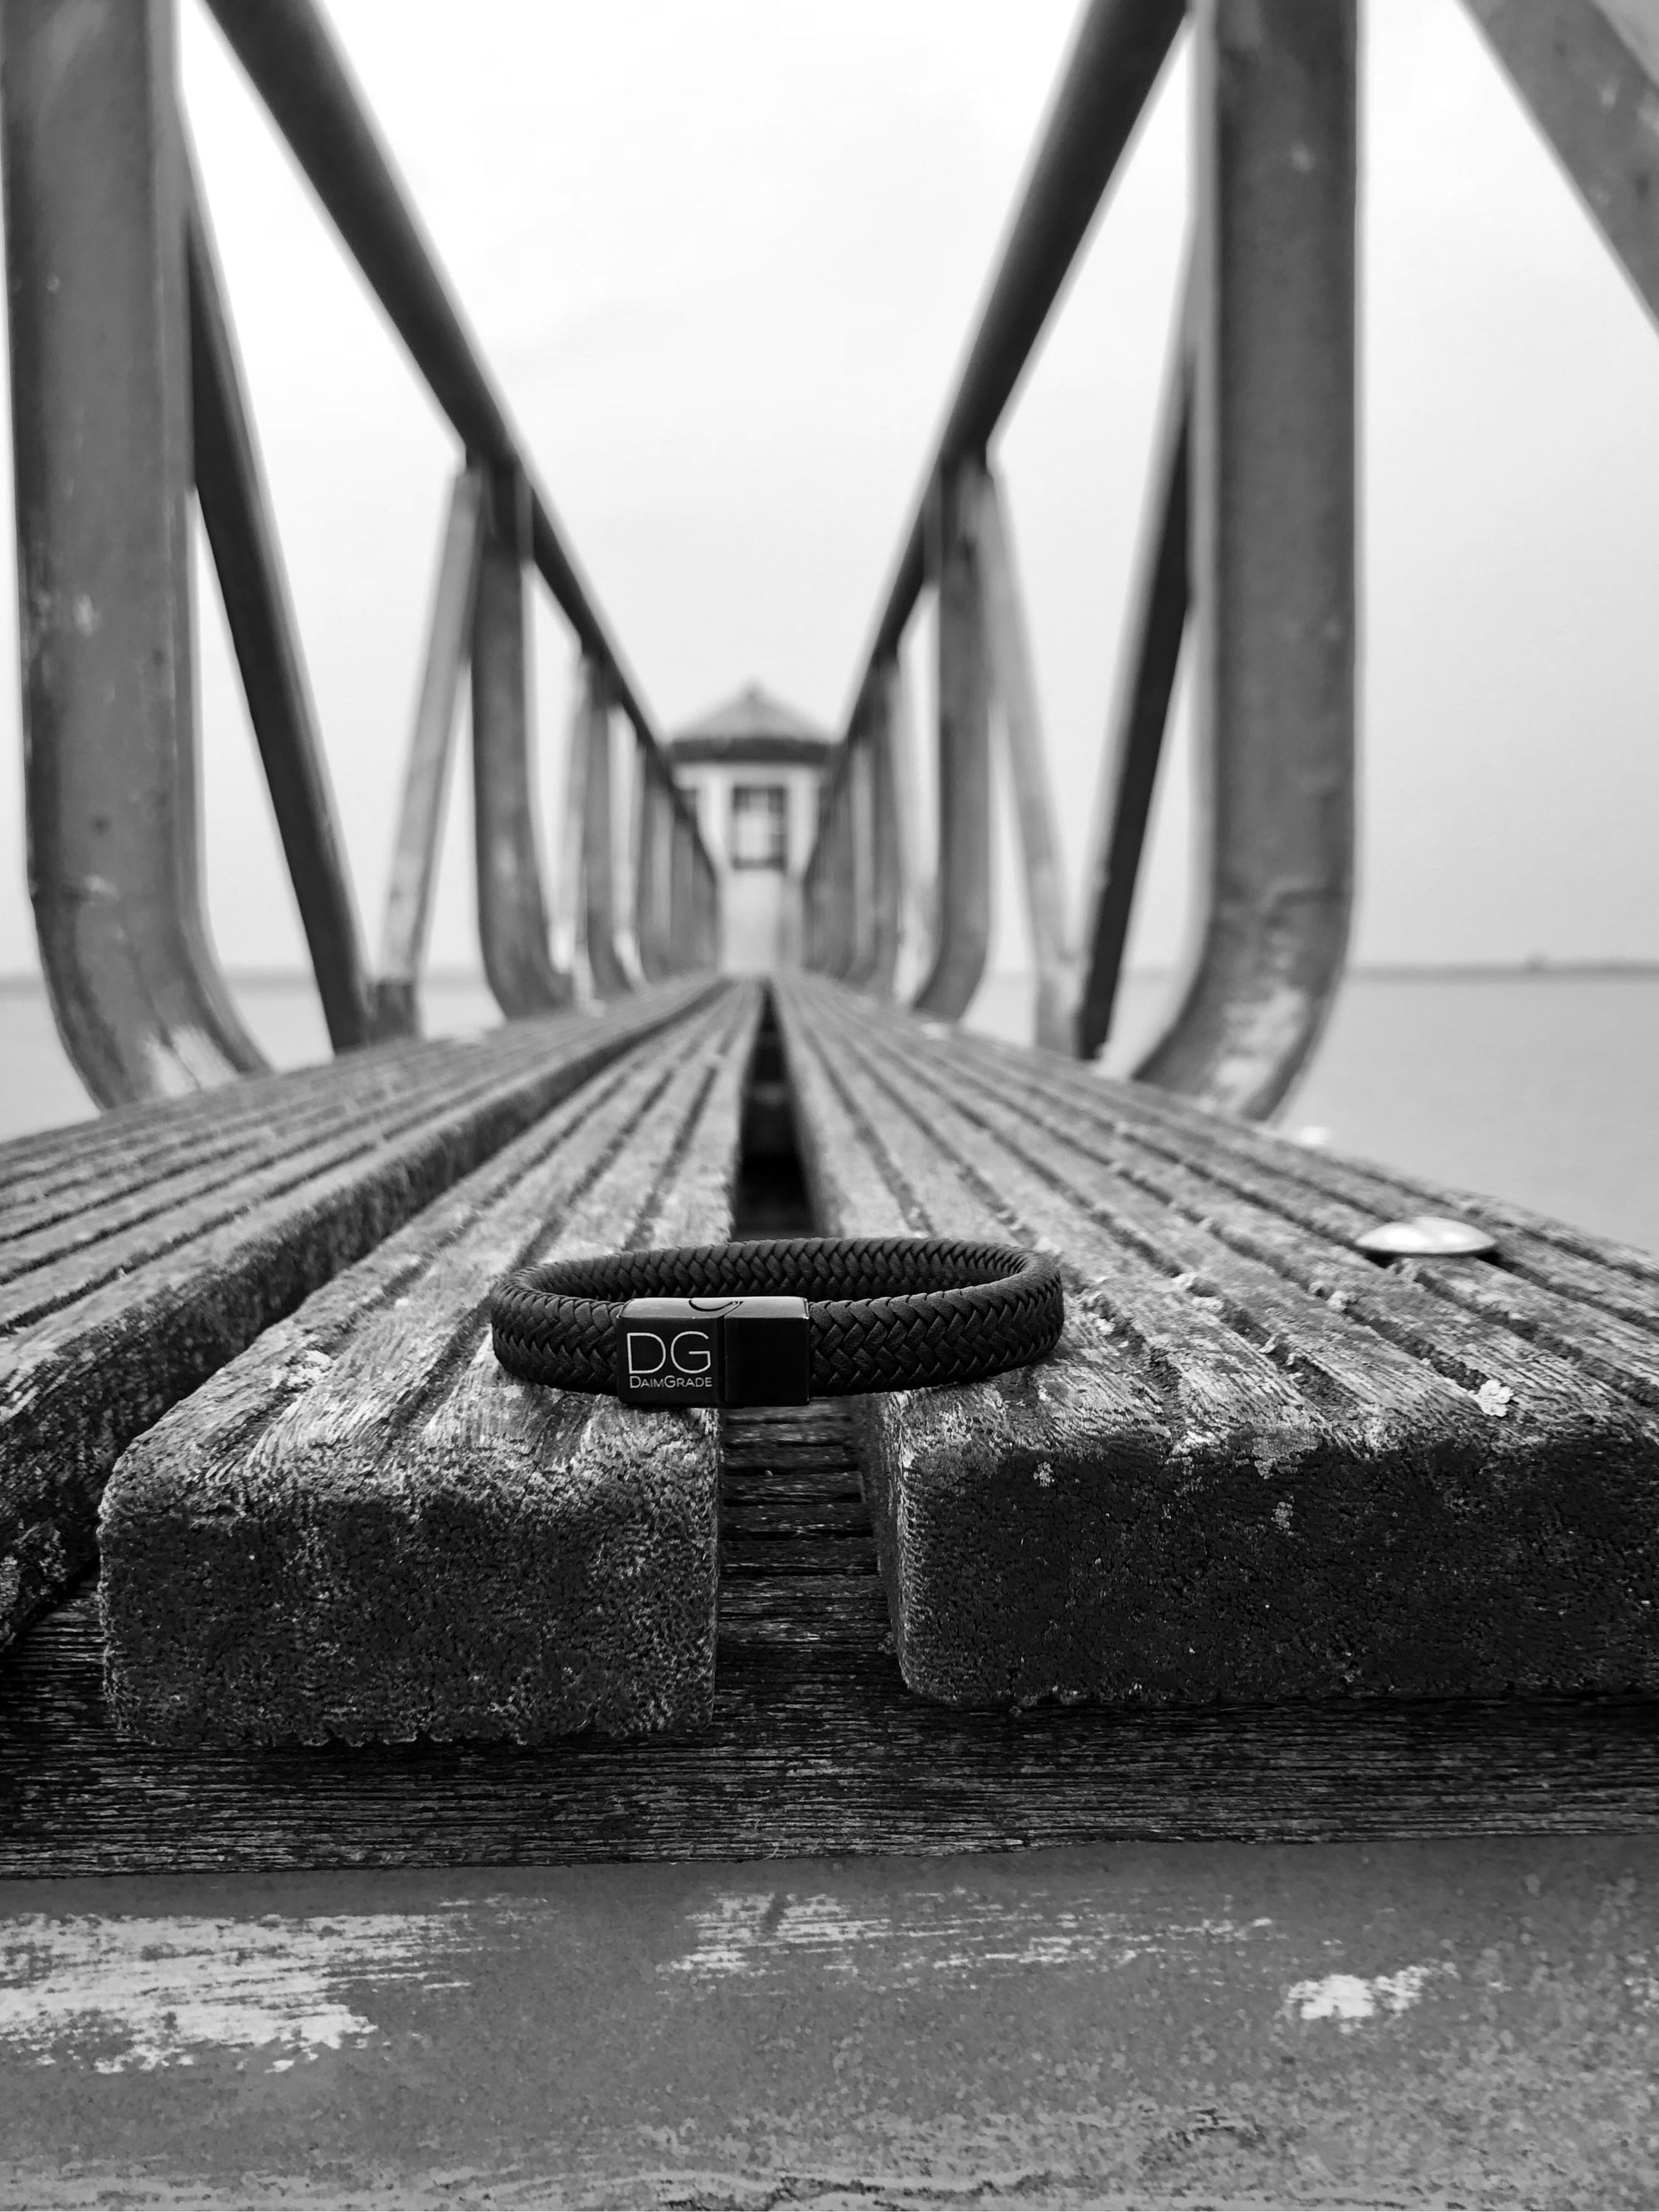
[5, 0, 1659, 2202]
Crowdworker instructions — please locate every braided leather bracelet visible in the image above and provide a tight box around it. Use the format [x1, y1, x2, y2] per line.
[490, 1236, 1063, 1408]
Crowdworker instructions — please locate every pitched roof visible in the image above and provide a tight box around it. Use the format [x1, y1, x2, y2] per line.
[667, 682, 837, 766]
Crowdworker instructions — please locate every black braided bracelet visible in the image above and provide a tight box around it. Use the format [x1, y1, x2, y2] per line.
[489, 1236, 1063, 1408]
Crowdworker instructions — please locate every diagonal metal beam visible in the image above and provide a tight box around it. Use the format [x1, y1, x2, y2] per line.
[1073, 257, 1193, 1063]
[845, 0, 1186, 706]
[1462, 0, 1659, 334]
[200, 0, 712, 870]
[185, 134, 372, 1056]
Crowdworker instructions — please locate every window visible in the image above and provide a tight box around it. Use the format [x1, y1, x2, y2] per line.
[729, 783, 789, 871]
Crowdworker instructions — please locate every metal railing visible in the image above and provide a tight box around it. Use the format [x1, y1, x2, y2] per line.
[803, 0, 1659, 1120]
[1, 0, 718, 1108]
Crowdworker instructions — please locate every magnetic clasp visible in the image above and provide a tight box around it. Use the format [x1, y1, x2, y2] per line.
[615, 1295, 810, 1407]
[720, 1296, 810, 1408]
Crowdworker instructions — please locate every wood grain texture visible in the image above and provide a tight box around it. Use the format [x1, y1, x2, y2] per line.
[0, 981, 721, 1655]
[100, 988, 761, 1746]
[774, 977, 1659, 1710]
[6, 1397, 1659, 1879]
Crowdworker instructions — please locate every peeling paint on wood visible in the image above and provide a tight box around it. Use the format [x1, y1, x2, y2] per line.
[2, 1840, 1658, 2204]
[0, 1908, 474, 2073]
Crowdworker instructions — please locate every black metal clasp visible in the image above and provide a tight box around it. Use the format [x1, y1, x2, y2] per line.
[615, 1296, 810, 1408]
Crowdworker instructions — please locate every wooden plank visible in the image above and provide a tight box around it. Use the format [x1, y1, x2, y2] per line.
[776, 976, 1659, 1709]
[0, 1039, 445, 1247]
[922, 1018, 1659, 1410]
[10, 978, 1659, 1874]
[9, 1391, 1659, 1877]
[0, 980, 722, 1653]
[953, 1015, 1659, 1317]
[100, 987, 761, 1745]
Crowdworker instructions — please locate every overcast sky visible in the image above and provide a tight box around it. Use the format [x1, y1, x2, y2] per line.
[1, 0, 1656, 987]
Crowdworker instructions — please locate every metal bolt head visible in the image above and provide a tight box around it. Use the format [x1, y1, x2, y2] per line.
[1354, 1213, 1498, 1260]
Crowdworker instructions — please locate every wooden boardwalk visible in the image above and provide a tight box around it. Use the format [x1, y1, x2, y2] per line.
[12, 1398, 1659, 1883]
[6, 4, 1659, 2198]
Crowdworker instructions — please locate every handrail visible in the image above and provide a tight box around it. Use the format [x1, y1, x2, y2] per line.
[200, 0, 703, 853]
[809, 0, 1360, 1121]
[844, 0, 1185, 718]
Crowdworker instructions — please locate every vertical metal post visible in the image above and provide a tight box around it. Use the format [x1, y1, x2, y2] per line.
[1, 0, 265, 1102]
[577, 658, 631, 999]
[913, 458, 992, 1020]
[1074, 261, 1193, 1062]
[816, 758, 853, 981]
[888, 652, 927, 996]
[864, 659, 903, 997]
[693, 825, 719, 971]
[975, 466, 1072, 1052]
[800, 808, 823, 971]
[667, 807, 693, 976]
[185, 140, 372, 1055]
[552, 662, 587, 983]
[1135, 0, 1357, 1120]
[470, 461, 570, 1017]
[372, 462, 485, 1038]
[844, 723, 877, 985]
[630, 758, 668, 984]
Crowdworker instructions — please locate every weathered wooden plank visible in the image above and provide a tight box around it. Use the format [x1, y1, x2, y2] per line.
[100, 988, 761, 1745]
[925, 1022, 1659, 1412]
[721, 1497, 873, 1541]
[9, 1539, 1659, 1881]
[0, 1028, 445, 1201]
[776, 976, 1659, 1709]
[0, 980, 721, 1653]
[952, 1016, 1659, 1325]
[0, 1038, 489, 1295]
